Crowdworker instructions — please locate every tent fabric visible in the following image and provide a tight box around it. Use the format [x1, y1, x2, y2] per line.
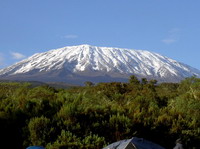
[103, 137, 165, 149]
[124, 142, 136, 149]
[26, 146, 45, 149]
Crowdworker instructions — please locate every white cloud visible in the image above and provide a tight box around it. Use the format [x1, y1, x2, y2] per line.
[162, 28, 180, 45]
[63, 34, 78, 39]
[0, 53, 4, 66]
[162, 39, 176, 44]
[10, 52, 26, 60]
[169, 28, 180, 34]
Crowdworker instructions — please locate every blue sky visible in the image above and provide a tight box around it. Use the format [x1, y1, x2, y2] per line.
[0, 0, 200, 70]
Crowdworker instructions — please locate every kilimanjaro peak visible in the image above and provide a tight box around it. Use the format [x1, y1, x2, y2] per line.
[0, 44, 199, 85]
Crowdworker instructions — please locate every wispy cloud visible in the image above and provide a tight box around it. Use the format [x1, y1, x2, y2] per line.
[10, 52, 26, 60]
[0, 53, 4, 67]
[162, 28, 180, 45]
[162, 39, 177, 44]
[63, 34, 78, 39]
[169, 28, 180, 34]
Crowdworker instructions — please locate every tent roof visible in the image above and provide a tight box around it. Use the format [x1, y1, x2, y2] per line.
[103, 137, 165, 149]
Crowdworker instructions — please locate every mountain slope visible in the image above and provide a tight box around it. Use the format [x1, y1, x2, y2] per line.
[0, 44, 199, 85]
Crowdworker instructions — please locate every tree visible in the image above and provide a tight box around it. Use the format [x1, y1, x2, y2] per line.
[28, 116, 54, 146]
[129, 75, 140, 85]
[46, 130, 81, 149]
[84, 81, 94, 87]
[141, 78, 148, 85]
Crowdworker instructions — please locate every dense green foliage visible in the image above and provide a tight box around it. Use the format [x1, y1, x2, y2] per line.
[0, 76, 200, 149]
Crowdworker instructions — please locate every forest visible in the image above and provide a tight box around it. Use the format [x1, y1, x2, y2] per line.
[0, 76, 200, 149]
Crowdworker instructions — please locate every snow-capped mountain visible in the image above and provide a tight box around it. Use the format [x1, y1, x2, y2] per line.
[0, 44, 199, 85]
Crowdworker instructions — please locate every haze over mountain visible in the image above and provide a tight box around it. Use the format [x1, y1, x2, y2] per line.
[0, 44, 199, 85]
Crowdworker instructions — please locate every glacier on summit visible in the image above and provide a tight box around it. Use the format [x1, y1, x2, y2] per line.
[0, 44, 199, 85]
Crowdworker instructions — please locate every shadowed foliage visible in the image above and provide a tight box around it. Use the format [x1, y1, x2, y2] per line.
[0, 76, 199, 149]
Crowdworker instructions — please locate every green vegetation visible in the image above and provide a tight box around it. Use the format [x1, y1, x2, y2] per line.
[0, 76, 200, 149]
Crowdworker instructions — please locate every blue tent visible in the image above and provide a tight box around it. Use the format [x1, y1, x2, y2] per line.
[103, 137, 165, 149]
[26, 146, 45, 149]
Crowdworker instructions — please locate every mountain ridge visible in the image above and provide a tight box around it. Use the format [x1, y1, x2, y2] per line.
[0, 44, 199, 85]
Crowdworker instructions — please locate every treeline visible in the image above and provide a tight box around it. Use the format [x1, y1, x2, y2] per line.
[0, 76, 200, 149]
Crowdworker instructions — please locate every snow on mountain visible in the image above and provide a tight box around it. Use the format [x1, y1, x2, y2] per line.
[0, 44, 199, 84]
